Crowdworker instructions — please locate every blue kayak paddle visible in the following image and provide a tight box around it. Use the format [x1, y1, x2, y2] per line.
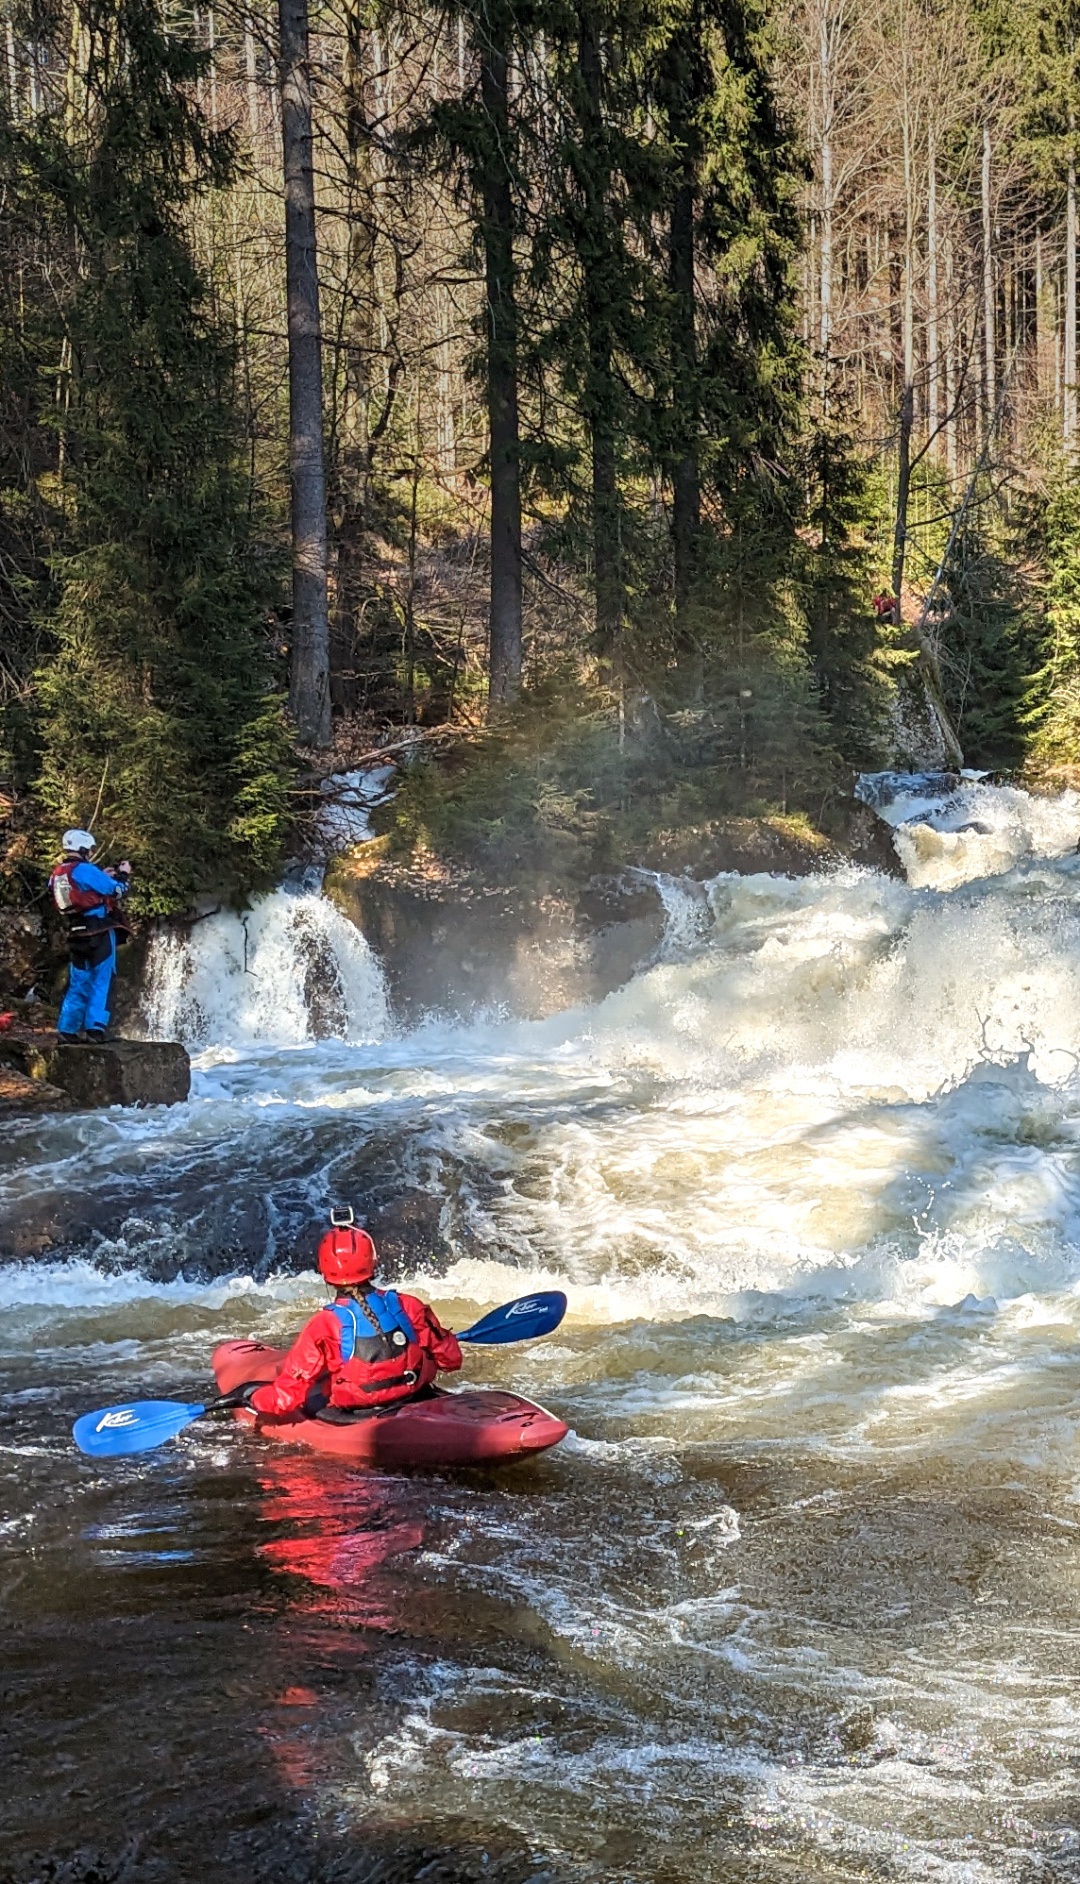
[459, 1289, 566, 1346]
[72, 1288, 568, 1458]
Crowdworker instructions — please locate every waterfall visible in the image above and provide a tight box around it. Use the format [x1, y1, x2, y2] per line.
[648, 871, 715, 957]
[140, 886, 389, 1049]
[857, 770, 1080, 889]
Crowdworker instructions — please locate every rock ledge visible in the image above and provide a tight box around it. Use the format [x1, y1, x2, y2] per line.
[46, 1038, 191, 1108]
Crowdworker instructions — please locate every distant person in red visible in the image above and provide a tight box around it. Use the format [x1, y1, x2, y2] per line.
[247, 1219, 462, 1418]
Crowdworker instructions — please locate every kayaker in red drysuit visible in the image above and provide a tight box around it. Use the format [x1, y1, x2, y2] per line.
[245, 1221, 462, 1419]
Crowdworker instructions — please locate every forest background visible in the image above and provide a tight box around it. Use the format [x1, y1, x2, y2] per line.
[3, 0, 1080, 918]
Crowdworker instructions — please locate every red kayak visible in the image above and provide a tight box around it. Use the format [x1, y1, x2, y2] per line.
[212, 1340, 568, 1467]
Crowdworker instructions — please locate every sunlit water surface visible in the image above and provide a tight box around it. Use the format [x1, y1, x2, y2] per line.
[6, 778, 1080, 1882]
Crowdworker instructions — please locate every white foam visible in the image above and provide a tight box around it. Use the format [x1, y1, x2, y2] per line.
[859, 771, 1080, 890]
[317, 763, 396, 849]
[0, 1258, 313, 1314]
[140, 887, 389, 1048]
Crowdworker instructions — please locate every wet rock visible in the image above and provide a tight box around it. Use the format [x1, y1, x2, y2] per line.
[0, 1033, 55, 1082]
[0, 1064, 70, 1118]
[0, 906, 45, 1001]
[364, 1187, 449, 1273]
[326, 857, 666, 1023]
[633, 815, 838, 880]
[576, 870, 666, 927]
[836, 1703, 878, 1754]
[46, 1039, 190, 1109]
[854, 769, 960, 811]
[833, 800, 905, 876]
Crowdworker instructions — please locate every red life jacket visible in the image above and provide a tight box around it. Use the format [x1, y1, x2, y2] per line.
[329, 1290, 437, 1408]
[49, 859, 113, 918]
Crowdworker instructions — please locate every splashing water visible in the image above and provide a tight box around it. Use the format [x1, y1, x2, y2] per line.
[858, 768, 1080, 889]
[9, 777, 1080, 1881]
[140, 887, 390, 1049]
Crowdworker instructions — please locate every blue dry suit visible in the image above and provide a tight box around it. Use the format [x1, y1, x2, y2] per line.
[56, 863, 129, 1037]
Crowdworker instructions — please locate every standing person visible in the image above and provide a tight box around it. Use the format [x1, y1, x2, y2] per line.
[49, 830, 132, 1044]
[243, 1218, 462, 1419]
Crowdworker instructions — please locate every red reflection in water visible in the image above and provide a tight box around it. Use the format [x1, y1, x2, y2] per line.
[255, 1451, 427, 1621]
[252, 1452, 430, 1793]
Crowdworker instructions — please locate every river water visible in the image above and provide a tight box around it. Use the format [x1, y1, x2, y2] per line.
[6, 777, 1080, 1883]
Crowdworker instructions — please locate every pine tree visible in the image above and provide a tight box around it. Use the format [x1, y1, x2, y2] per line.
[535, 0, 664, 664]
[1025, 477, 1080, 768]
[800, 409, 895, 764]
[937, 519, 1036, 765]
[647, 0, 814, 774]
[24, 0, 290, 911]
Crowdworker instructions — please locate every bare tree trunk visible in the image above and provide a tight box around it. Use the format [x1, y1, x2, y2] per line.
[6, 18, 18, 116]
[1036, 222, 1045, 394]
[1056, 268, 1063, 410]
[435, 287, 456, 473]
[331, 0, 380, 713]
[892, 101, 917, 601]
[670, 164, 699, 631]
[245, 12, 260, 149]
[666, 11, 700, 646]
[1066, 116, 1077, 452]
[818, 8, 833, 385]
[902, 139, 915, 403]
[927, 127, 940, 446]
[944, 231, 956, 475]
[278, 0, 331, 746]
[892, 377, 913, 611]
[578, 3, 624, 662]
[982, 123, 995, 440]
[268, 2, 281, 137]
[479, 8, 522, 708]
[208, 6, 218, 129]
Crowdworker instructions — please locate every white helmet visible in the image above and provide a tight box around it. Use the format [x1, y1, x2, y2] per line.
[62, 829, 96, 852]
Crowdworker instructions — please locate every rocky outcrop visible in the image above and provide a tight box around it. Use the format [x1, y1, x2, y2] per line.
[326, 847, 668, 1022]
[0, 1064, 70, 1119]
[633, 814, 838, 879]
[47, 1039, 191, 1108]
[0, 1033, 190, 1109]
[0, 908, 47, 1001]
[325, 806, 897, 1024]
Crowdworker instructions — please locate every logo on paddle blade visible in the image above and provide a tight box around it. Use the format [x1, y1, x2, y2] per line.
[506, 1299, 543, 1316]
[96, 1409, 139, 1431]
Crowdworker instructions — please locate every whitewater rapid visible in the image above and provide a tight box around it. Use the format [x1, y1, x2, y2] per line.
[7, 771, 1080, 1882]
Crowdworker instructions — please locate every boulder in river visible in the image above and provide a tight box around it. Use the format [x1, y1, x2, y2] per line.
[47, 1038, 190, 1108]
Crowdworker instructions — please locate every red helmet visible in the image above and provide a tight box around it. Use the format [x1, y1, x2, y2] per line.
[317, 1223, 376, 1286]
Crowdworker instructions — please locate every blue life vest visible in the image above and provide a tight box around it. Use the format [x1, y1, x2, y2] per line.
[331, 1289, 418, 1361]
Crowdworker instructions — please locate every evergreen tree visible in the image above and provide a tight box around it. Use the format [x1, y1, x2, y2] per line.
[646, 0, 819, 797]
[936, 520, 1035, 765]
[417, 0, 528, 709]
[800, 409, 895, 764]
[535, 0, 665, 664]
[17, 0, 290, 910]
[279, 0, 333, 748]
[1025, 477, 1080, 768]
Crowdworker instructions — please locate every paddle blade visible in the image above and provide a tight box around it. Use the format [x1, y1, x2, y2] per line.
[72, 1399, 208, 1458]
[458, 1290, 567, 1346]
